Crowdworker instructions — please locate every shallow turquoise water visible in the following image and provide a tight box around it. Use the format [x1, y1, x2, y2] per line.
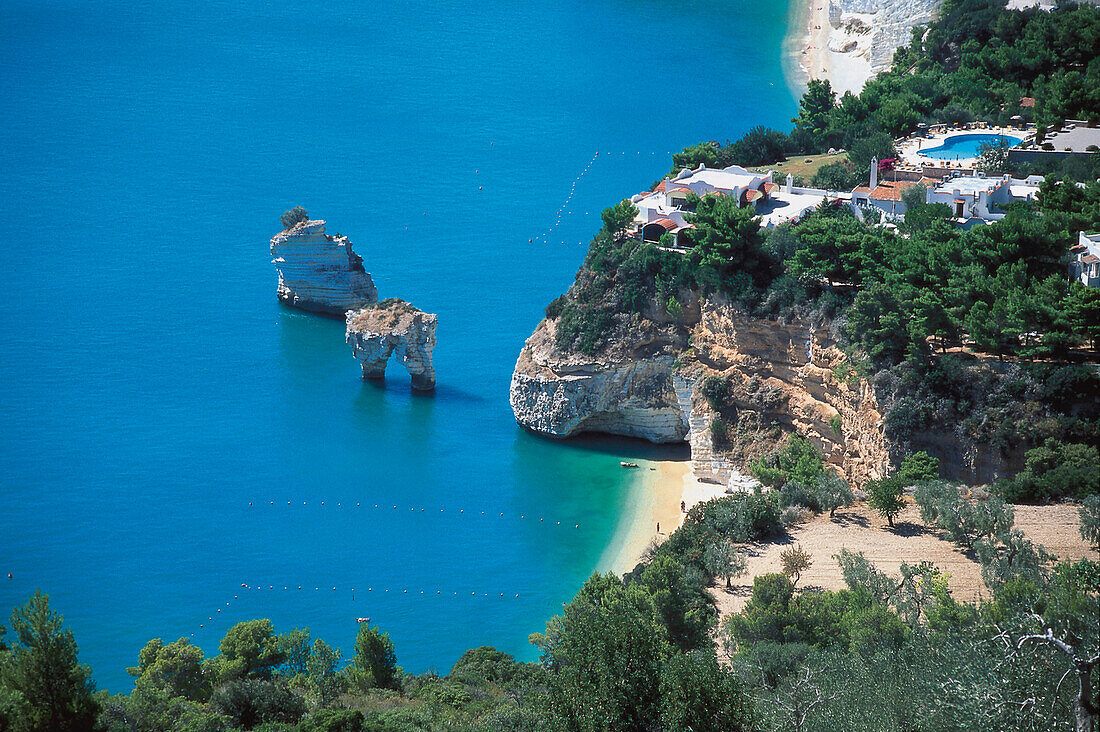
[0, 0, 795, 690]
[919, 133, 1023, 159]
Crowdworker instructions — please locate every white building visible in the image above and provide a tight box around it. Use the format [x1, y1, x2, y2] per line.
[1071, 232, 1100, 288]
[926, 173, 1043, 223]
[851, 157, 938, 218]
[631, 164, 839, 243]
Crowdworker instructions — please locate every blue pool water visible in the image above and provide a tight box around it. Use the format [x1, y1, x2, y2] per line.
[919, 133, 1023, 160]
[0, 0, 796, 690]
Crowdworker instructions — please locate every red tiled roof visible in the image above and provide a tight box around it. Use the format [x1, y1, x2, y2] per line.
[654, 181, 668, 193]
[1083, 254, 1100, 264]
[1020, 97, 1036, 108]
[762, 181, 777, 194]
[866, 179, 924, 202]
[652, 218, 676, 230]
[673, 187, 691, 194]
[1070, 244, 1088, 252]
[744, 189, 761, 202]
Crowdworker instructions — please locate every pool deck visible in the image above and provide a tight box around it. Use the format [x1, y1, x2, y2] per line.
[898, 124, 1033, 167]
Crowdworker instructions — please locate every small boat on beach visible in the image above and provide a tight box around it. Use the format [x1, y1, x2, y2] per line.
[620, 461, 639, 468]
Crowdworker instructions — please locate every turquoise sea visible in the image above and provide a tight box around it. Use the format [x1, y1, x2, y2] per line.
[0, 0, 796, 690]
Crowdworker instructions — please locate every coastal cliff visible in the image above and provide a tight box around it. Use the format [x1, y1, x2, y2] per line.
[677, 303, 891, 487]
[347, 299, 437, 391]
[510, 317, 689, 443]
[271, 219, 378, 315]
[511, 300, 892, 487]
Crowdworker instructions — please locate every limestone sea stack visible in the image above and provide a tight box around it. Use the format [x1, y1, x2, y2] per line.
[271, 219, 378, 315]
[346, 300, 437, 391]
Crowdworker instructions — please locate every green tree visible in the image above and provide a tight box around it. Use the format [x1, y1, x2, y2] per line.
[751, 435, 825, 488]
[305, 639, 343, 707]
[866, 476, 906, 528]
[534, 573, 671, 732]
[672, 142, 719, 173]
[0, 591, 98, 732]
[898, 451, 940, 484]
[812, 471, 855, 518]
[600, 199, 638, 242]
[792, 79, 837, 152]
[280, 206, 309, 230]
[349, 624, 398, 692]
[126, 637, 209, 702]
[684, 193, 773, 297]
[703, 540, 747, 589]
[658, 651, 754, 732]
[726, 126, 788, 167]
[211, 619, 285, 683]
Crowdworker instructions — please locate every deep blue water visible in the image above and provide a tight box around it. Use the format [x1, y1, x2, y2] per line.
[0, 0, 796, 690]
[919, 133, 1023, 159]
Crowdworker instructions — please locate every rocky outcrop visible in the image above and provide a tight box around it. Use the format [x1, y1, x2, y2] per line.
[679, 303, 891, 487]
[509, 318, 689, 443]
[271, 219, 378, 315]
[829, 0, 942, 72]
[346, 300, 437, 391]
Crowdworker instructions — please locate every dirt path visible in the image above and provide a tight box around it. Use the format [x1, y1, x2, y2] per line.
[709, 502, 1096, 621]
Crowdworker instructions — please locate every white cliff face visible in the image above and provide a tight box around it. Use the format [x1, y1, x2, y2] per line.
[509, 319, 689, 443]
[271, 220, 378, 315]
[346, 301, 437, 391]
[829, 0, 942, 72]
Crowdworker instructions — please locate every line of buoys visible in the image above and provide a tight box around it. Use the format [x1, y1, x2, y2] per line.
[248, 501, 579, 527]
[532, 150, 601, 245]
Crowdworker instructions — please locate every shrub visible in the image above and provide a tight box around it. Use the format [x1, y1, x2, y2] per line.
[916, 481, 1014, 549]
[1080, 495, 1100, 550]
[830, 414, 843, 436]
[710, 417, 729, 447]
[780, 545, 813, 587]
[998, 439, 1100, 502]
[701, 375, 732, 410]
[281, 206, 309, 229]
[812, 470, 854, 518]
[751, 435, 825, 488]
[209, 678, 306, 729]
[544, 294, 566, 320]
[898, 451, 940, 484]
[778, 481, 821, 513]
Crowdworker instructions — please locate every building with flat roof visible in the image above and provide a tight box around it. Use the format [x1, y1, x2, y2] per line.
[925, 173, 1042, 223]
[631, 165, 843, 242]
[1072, 232, 1100, 288]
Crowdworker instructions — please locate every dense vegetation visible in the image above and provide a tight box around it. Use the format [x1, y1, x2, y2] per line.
[547, 0, 1100, 497]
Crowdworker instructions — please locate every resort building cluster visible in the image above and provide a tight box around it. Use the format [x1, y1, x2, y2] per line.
[620, 118, 1099, 287]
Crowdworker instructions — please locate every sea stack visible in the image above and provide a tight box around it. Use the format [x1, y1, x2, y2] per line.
[270, 218, 378, 315]
[346, 300, 437, 391]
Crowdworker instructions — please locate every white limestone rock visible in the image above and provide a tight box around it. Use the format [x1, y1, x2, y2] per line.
[271, 219, 378, 315]
[346, 300, 437, 391]
[509, 319, 689, 443]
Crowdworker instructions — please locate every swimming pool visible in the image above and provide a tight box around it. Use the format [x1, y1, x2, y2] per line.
[918, 133, 1023, 160]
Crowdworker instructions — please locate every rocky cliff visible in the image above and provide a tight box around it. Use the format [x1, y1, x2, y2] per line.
[347, 300, 437, 391]
[509, 316, 690, 443]
[828, 0, 942, 72]
[678, 303, 891, 487]
[271, 219, 378, 315]
[511, 300, 893, 489]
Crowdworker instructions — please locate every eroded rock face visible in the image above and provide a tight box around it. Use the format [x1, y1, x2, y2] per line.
[509, 319, 689, 443]
[346, 300, 437, 391]
[680, 302, 892, 487]
[271, 220, 378, 315]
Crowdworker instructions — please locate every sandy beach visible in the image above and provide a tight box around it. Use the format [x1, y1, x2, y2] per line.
[796, 0, 874, 96]
[600, 459, 732, 575]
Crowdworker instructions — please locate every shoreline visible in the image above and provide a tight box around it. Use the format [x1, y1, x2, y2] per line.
[783, 0, 876, 99]
[599, 459, 731, 576]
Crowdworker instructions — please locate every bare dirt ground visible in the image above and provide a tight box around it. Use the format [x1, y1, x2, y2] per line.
[709, 501, 1097, 621]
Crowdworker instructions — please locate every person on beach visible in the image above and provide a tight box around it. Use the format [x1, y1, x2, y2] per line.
[657, 522, 661, 534]
[681, 501, 686, 513]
